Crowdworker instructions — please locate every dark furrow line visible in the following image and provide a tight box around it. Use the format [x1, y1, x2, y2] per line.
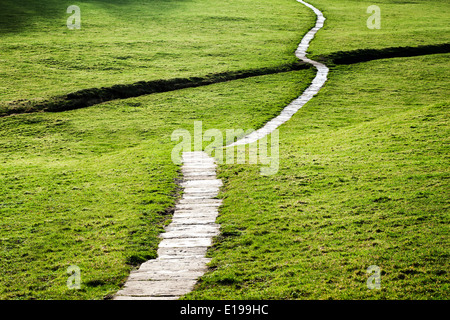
[2, 44, 448, 118]
[0, 62, 309, 117]
[316, 43, 450, 66]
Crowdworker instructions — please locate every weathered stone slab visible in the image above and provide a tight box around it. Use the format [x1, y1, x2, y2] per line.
[181, 180, 223, 188]
[113, 295, 179, 300]
[183, 187, 221, 194]
[182, 163, 216, 168]
[169, 217, 218, 225]
[137, 258, 211, 271]
[128, 269, 206, 281]
[175, 203, 222, 210]
[157, 247, 209, 259]
[171, 211, 217, 221]
[164, 223, 220, 233]
[158, 237, 213, 248]
[160, 228, 220, 239]
[181, 194, 221, 200]
[172, 210, 218, 219]
[177, 198, 222, 205]
[182, 174, 217, 181]
[115, 279, 197, 297]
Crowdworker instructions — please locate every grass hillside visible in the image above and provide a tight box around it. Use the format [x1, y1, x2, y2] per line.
[185, 54, 449, 299]
[0, 0, 448, 300]
[0, 0, 313, 103]
[307, 0, 450, 57]
[0, 70, 315, 299]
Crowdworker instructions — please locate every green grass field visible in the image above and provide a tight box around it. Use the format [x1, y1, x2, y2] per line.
[185, 54, 449, 299]
[0, 0, 449, 300]
[307, 0, 450, 57]
[0, 70, 315, 299]
[0, 0, 312, 103]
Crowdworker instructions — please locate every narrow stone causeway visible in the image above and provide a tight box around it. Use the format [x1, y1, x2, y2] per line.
[114, 0, 328, 300]
[114, 152, 222, 299]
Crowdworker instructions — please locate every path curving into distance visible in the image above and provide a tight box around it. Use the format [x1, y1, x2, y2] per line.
[114, 152, 222, 299]
[228, 0, 329, 147]
[113, 0, 329, 300]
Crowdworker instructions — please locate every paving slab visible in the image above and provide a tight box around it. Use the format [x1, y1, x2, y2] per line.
[157, 247, 209, 259]
[115, 279, 198, 297]
[158, 237, 213, 248]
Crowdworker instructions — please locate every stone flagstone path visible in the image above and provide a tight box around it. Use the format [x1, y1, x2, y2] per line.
[228, 0, 329, 147]
[113, 0, 328, 300]
[114, 152, 222, 299]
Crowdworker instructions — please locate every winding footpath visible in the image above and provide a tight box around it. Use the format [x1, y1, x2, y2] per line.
[228, 0, 328, 147]
[113, 0, 329, 300]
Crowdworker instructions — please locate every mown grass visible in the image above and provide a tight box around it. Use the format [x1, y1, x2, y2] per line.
[0, 70, 315, 299]
[1, 0, 449, 301]
[183, 54, 450, 300]
[306, 0, 450, 58]
[0, 0, 313, 103]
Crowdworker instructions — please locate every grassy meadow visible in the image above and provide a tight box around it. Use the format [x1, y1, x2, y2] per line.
[0, 70, 315, 299]
[307, 0, 450, 57]
[185, 54, 450, 299]
[0, 0, 449, 300]
[0, 0, 312, 103]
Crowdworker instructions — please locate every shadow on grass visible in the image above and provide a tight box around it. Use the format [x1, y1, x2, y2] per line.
[317, 43, 450, 65]
[0, 0, 189, 34]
